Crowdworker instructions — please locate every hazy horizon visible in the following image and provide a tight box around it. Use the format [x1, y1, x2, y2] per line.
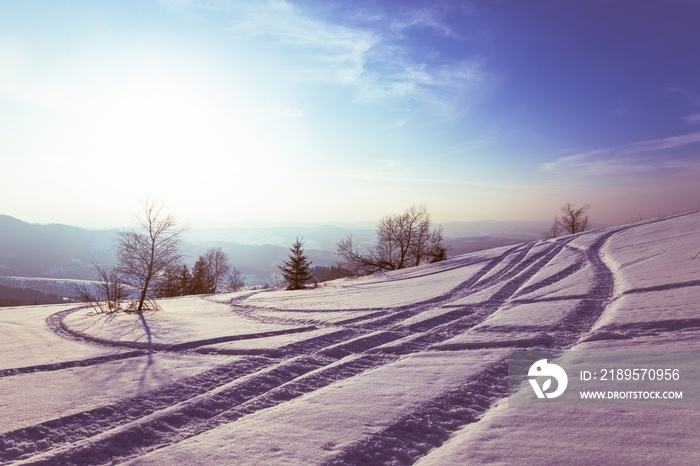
[2, 1, 699, 228]
[0, 202, 688, 231]
[2, 210, 567, 232]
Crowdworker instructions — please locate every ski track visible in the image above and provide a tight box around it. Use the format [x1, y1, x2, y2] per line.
[317, 228, 626, 465]
[4, 219, 680, 465]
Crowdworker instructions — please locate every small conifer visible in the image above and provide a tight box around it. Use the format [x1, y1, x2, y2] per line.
[278, 237, 313, 290]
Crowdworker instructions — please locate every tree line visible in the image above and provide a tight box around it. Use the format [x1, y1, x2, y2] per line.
[154, 247, 246, 298]
[333, 201, 592, 281]
[277, 204, 449, 289]
[75, 200, 592, 313]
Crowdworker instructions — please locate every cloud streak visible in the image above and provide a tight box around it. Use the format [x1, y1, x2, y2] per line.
[540, 131, 700, 177]
[225, 0, 375, 85]
[217, 0, 487, 110]
[627, 130, 700, 153]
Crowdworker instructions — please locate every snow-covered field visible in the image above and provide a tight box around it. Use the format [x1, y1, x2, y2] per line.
[1, 213, 699, 465]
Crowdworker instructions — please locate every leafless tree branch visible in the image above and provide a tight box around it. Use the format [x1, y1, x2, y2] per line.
[336, 204, 447, 275]
[117, 200, 184, 312]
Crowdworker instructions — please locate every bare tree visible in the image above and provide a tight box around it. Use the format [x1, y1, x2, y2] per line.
[543, 203, 591, 238]
[542, 215, 564, 239]
[336, 236, 383, 276]
[222, 267, 246, 292]
[117, 200, 184, 312]
[426, 227, 448, 263]
[72, 264, 126, 313]
[203, 247, 230, 293]
[336, 204, 447, 275]
[559, 202, 591, 234]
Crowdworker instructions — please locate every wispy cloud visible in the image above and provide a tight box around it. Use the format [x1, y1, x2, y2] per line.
[627, 130, 700, 153]
[222, 1, 376, 85]
[540, 131, 700, 177]
[387, 8, 458, 38]
[438, 130, 505, 156]
[684, 113, 700, 125]
[202, 0, 488, 111]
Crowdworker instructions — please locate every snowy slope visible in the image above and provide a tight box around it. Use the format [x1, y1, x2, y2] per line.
[0, 213, 698, 465]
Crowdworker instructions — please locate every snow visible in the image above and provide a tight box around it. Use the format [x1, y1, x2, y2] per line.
[129, 350, 508, 466]
[0, 352, 230, 433]
[0, 304, 128, 371]
[415, 399, 700, 466]
[62, 296, 296, 346]
[0, 212, 699, 464]
[243, 261, 489, 310]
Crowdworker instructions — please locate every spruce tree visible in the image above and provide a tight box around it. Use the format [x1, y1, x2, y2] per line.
[154, 265, 184, 298]
[190, 257, 215, 294]
[278, 237, 313, 290]
[178, 264, 191, 295]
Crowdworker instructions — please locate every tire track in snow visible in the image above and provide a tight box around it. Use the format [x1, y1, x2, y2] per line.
[198, 243, 541, 364]
[323, 358, 509, 466]
[484, 240, 572, 309]
[553, 228, 621, 347]
[398, 239, 571, 319]
[0, 350, 146, 378]
[45, 307, 323, 353]
[193, 328, 357, 357]
[232, 243, 529, 333]
[18, 353, 400, 465]
[478, 241, 537, 280]
[0, 356, 273, 463]
[621, 279, 700, 295]
[331, 242, 542, 335]
[584, 318, 700, 341]
[514, 244, 586, 297]
[2, 323, 397, 463]
[418, 242, 537, 305]
[365, 240, 578, 355]
[323, 226, 633, 465]
[3, 315, 353, 461]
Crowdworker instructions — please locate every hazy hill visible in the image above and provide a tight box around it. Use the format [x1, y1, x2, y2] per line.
[0, 283, 64, 307]
[0, 215, 117, 279]
[0, 214, 538, 284]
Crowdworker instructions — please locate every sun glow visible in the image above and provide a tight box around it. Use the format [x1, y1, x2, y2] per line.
[23, 42, 308, 225]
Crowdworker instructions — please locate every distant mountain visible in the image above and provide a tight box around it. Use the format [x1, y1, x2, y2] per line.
[0, 214, 545, 284]
[0, 215, 118, 279]
[0, 215, 360, 283]
[183, 224, 376, 250]
[0, 283, 64, 307]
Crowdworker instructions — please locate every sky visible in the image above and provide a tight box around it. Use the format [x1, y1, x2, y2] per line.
[1, 0, 700, 229]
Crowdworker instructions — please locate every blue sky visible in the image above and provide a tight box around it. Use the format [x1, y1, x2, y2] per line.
[1, 0, 699, 228]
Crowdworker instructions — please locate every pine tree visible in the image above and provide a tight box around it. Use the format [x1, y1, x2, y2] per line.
[278, 237, 313, 290]
[190, 257, 215, 294]
[178, 264, 191, 295]
[154, 265, 184, 298]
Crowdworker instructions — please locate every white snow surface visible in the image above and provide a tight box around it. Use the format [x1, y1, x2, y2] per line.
[0, 213, 699, 465]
